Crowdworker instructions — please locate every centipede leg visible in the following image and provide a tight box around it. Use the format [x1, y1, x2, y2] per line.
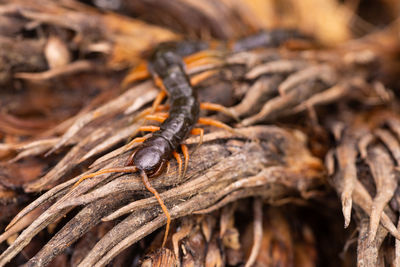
[151, 86, 167, 112]
[172, 151, 183, 179]
[144, 113, 169, 123]
[138, 126, 160, 132]
[140, 170, 171, 248]
[72, 166, 138, 189]
[189, 70, 218, 86]
[190, 128, 204, 151]
[184, 50, 222, 67]
[200, 102, 239, 121]
[126, 136, 147, 150]
[197, 117, 236, 134]
[181, 144, 189, 178]
[122, 61, 150, 87]
[134, 105, 169, 124]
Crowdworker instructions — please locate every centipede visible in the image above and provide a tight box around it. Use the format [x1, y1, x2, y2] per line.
[73, 43, 238, 248]
[73, 29, 307, 248]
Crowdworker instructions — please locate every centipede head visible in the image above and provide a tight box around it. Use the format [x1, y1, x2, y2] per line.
[127, 145, 168, 177]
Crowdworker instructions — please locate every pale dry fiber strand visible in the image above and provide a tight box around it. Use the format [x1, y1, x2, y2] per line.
[387, 118, 400, 141]
[357, 218, 388, 267]
[244, 198, 263, 267]
[0, 205, 46, 244]
[291, 84, 348, 114]
[358, 133, 375, 159]
[375, 129, 400, 166]
[365, 146, 397, 243]
[245, 60, 308, 80]
[14, 60, 95, 80]
[240, 79, 330, 126]
[229, 76, 282, 118]
[335, 137, 358, 228]
[10, 139, 58, 163]
[278, 65, 337, 95]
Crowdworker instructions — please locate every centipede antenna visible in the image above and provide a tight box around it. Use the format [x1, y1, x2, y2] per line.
[140, 170, 171, 248]
[72, 166, 138, 189]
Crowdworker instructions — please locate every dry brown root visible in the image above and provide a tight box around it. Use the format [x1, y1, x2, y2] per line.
[141, 248, 177, 267]
[1, 4, 399, 265]
[141, 200, 320, 267]
[244, 198, 263, 267]
[327, 110, 400, 266]
[0, 125, 323, 266]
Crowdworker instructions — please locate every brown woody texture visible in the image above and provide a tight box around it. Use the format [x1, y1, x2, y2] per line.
[1, 0, 400, 266]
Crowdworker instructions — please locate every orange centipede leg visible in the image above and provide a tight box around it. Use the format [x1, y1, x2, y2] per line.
[72, 166, 138, 189]
[126, 136, 147, 150]
[190, 127, 204, 150]
[152, 88, 167, 112]
[140, 171, 171, 248]
[197, 117, 235, 133]
[122, 61, 150, 87]
[148, 75, 168, 112]
[190, 70, 218, 86]
[172, 151, 183, 179]
[181, 144, 189, 178]
[184, 50, 223, 67]
[200, 102, 239, 121]
[138, 126, 160, 132]
[144, 113, 169, 123]
[135, 105, 169, 121]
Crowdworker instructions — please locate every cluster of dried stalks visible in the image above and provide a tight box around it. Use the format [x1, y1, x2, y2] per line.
[0, 0, 400, 266]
